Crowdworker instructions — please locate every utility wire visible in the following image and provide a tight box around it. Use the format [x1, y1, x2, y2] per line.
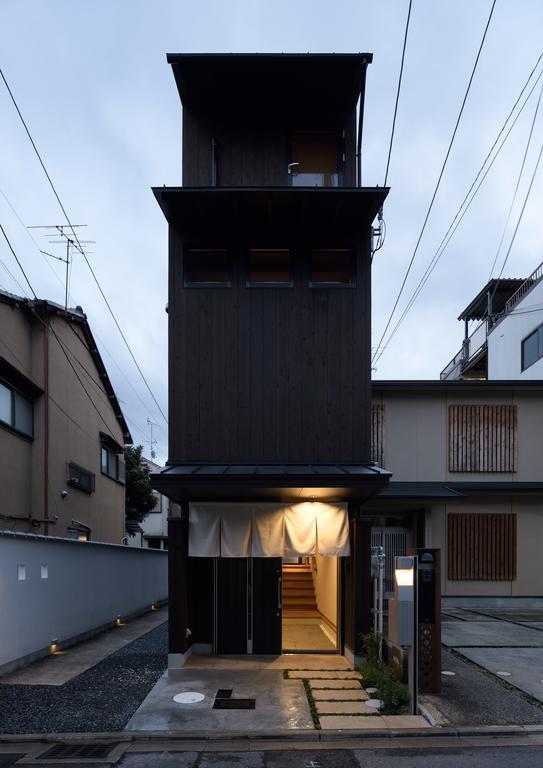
[488, 82, 543, 281]
[373, 64, 543, 364]
[384, 0, 413, 187]
[372, 0, 497, 364]
[0, 66, 168, 426]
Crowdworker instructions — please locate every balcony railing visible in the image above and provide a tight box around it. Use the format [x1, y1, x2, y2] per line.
[503, 259, 543, 315]
[440, 320, 487, 380]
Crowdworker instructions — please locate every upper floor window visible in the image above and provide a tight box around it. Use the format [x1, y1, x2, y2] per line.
[521, 324, 543, 371]
[247, 249, 292, 287]
[184, 249, 231, 287]
[289, 134, 340, 187]
[310, 249, 354, 287]
[67, 462, 95, 494]
[0, 381, 33, 438]
[449, 404, 517, 473]
[101, 441, 125, 485]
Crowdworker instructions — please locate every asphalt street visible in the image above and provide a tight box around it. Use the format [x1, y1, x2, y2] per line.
[3, 744, 543, 768]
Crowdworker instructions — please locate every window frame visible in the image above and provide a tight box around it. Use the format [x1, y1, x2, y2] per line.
[67, 462, 95, 495]
[100, 443, 125, 485]
[308, 248, 356, 289]
[0, 379, 34, 440]
[245, 248, 293, 288]
[183, 248, 232, 288]
[521, 323, 543, 371]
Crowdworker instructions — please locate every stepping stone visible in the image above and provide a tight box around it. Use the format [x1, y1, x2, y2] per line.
[312, 689, 368, 701]
[316, 701, 375, 714]
[309, 679, 361, 689]
[319, 715, 385, 730]
[381, 715, 431, 729]
[289, 670, 361, 679]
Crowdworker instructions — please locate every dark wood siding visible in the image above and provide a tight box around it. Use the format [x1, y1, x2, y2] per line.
[449, 405, 517, 472]
[371, 403, 385, 467]
[182, 111, 358, 188]
[447, 513, 516, 581]
[170, 229, 371, 464]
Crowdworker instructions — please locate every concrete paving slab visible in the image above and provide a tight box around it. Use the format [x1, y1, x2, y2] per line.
[125, 669, 313, 732]
[316, 701, 375, 715]
[185, 655, 350, 671]
[119, 754, 198, 768]
[381, 715, 431, 728]
[319, 715, 385, 729]
[289, 671, 360, 679]
[442, 621, 543, 647]
[266, 749, 358, 768]
[0, 608, 168, 686]
[458, 647, 543, 703]
[311, 690, 368, 701]
[309, 680, 361, 689]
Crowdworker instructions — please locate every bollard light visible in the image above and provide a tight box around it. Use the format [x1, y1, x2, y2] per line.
[395, 556, 414, 587]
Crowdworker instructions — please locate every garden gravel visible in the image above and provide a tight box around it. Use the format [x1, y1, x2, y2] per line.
[0, 622, 167, 734]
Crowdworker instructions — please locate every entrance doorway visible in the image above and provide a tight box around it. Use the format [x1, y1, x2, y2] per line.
[282, 557, 339, 652]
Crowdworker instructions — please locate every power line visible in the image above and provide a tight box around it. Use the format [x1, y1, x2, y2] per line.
[372, 46, 543, 367]
[488, 82, 543, 282]
[372, 0, 497, 364]
[0, 66, 168, 426]
[383, 0, 413, 187]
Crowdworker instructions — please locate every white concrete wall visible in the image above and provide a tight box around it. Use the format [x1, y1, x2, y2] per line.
[0, 531, 168, 673]
[488, 280, 543, 379]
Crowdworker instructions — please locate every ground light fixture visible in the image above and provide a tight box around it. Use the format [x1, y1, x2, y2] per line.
[50, 639, 58, 654]
[116, 615, 124, 627]
[390, 555, 418, 715]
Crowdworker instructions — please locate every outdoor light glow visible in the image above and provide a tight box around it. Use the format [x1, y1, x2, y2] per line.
[116, 616, 124, 627]
[50, 640, 58, 654]
[395, 567, 414, 587]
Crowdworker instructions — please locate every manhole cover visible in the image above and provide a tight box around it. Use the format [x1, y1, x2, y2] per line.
[173, 692, 205, 704]
[366, 699, 383, 709]
[40, 744, 117, 760]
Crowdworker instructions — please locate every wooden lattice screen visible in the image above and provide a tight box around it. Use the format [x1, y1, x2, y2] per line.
[371, 403, 385, 467]
[448, 513, 516, 581]
[449, 404, 517, 472]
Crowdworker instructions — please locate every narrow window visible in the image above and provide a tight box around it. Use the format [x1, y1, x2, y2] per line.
[66, 527, 90, 542]
[310, 249, 354, 286]
[247, 249, 291, 286]
[184, 249, 231, 287]
[17, 564, 26, 581]
[41, 564, 48, 579]
[101, 442, 125, 484]
[521, 324, 543, 371]
[0, 382, 33, 437]
[67, 462, 95, 494]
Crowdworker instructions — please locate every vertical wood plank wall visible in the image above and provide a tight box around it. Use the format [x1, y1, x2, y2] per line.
[449, 405, 517, 472]
[447, 513, 517, 581]
[371, 404, 385, 467]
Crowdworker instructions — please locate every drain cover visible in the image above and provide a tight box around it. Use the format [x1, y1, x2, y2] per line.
[40, 743, 117, 760]
[213, 698, 255, 709]
[366, 699, 383, 709]
[216, 688, 233, 698]
[173, 692, 205, 703]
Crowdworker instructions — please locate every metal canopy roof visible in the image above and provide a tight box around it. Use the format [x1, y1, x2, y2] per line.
[166, 53, 372, 118]
[458, 278, 526, 321]
[153, 187, 388, 238]
[151, 462, 391, 503]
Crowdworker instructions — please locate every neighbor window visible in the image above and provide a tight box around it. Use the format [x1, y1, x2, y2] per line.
[247, 249, 291, 286]
[0, 381, 33, 438]
[521, 324, 543, 371]
[67, 462, 95, 494]
[310, 249, 354, 286]
[66, 527, 90, 542]
[184, 249, 231, 287]
[101, 444, 125, 484]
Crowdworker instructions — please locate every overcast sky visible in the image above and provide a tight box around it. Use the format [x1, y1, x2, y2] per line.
[2, 1, 543, 464]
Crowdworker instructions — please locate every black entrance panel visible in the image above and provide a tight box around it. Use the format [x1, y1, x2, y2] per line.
[216, 558, 247, 654]
[252, 557, 282, 654]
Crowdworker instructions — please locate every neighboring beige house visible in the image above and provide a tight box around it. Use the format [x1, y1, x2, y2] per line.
[370, 380, 543, 599]
[0, 289, 131, 543]
[125, 457, 169, 549]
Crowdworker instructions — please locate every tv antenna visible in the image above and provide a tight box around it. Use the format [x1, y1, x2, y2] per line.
[27, 224, 95, 310]
[147, 418, 159, 460]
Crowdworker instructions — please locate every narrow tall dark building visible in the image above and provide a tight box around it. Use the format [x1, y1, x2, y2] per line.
[152, 53, 389, 666]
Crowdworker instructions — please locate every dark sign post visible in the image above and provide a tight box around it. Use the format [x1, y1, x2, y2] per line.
[408, 548, 441, 693]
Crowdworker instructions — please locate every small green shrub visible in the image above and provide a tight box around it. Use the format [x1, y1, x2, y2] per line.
[378, 668, 410, 715]
[361, 632, 382, 667]
[359, 660, 382, 687]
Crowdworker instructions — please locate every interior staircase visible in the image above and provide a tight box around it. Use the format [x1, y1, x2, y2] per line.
[282, 563, 319, 618]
